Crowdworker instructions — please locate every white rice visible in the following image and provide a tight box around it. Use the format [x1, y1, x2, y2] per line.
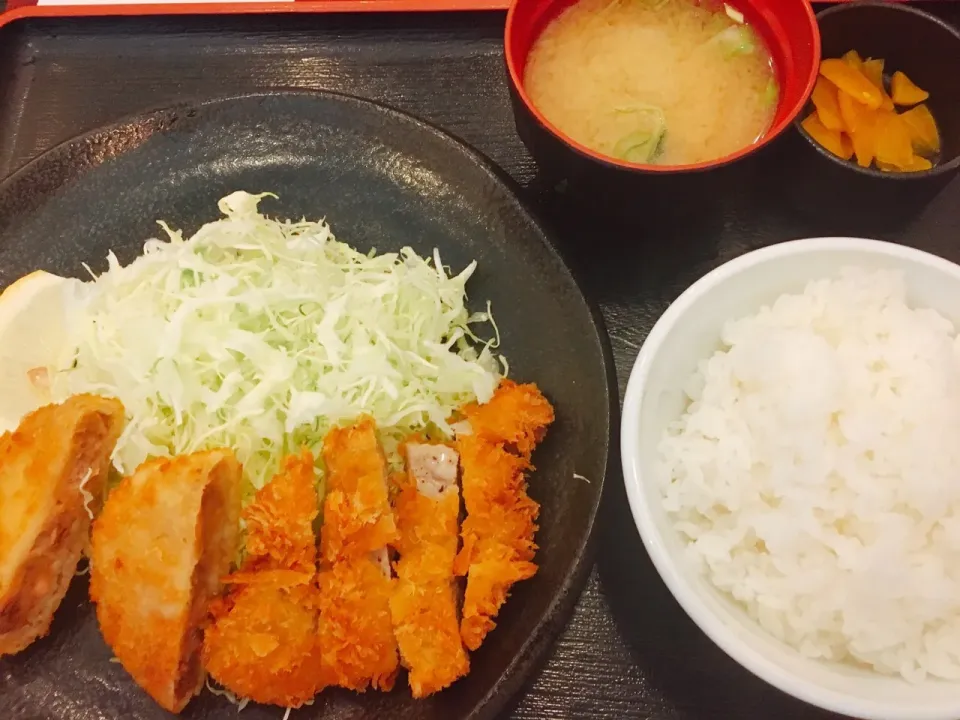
[659, 267, 960, 682]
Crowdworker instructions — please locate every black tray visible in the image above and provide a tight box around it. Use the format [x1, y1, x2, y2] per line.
[0, 6, 958, 719]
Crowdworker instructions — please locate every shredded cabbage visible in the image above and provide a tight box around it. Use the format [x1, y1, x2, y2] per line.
[205, 677, 250, 712]
[78, 469, 95, 520]
[52, 192, 503, 498]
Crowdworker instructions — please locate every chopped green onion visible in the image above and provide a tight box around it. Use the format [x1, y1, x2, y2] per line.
[709, 25, 756, 57]
[763, 78, 779, 107]
[611, 104, 667, 163]
[614, 102, 666, 115]
[613, 127, 666, 164]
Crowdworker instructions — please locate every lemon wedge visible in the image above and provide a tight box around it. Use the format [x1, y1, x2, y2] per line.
[0, 270, 85, 433]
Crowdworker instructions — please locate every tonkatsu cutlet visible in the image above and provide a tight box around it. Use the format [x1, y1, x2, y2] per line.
[454, 381, 554, 651]
[390, 442, 469, 697]
[204, 449, 324, 708]
[317, 554, 399, 692]
[317, 417, 399, 692]
[319, 415, 397, 564]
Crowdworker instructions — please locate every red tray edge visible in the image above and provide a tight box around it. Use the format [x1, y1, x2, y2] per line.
[0, 0, 948, 26]
[0, 1, 950, 50]
[0, 0, 510, 21]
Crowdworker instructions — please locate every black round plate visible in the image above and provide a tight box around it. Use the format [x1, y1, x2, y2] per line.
[0, 92, 617, 720]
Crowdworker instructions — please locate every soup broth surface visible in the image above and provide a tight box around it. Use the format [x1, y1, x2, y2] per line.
[523, 0, 779, 166]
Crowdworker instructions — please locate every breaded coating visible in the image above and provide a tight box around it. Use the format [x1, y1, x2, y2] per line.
[203, 449, 325, 708]
[0, 394, 125, 657]
[204, 583, 323, 707]
[455, 437, 532, 525]
[458, 541, 537, 650]
[457, 380, 555, 458]
[317, 417, 399, 692]
[316, 555, 398, 692]
[454, 381, 554, 651]
[320, 416, 397, 563]
[389, 443, 469, 698]
[240, 449, 318, 575]
[90, 449, 241, 714]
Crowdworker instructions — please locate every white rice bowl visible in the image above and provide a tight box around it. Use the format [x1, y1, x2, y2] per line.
[622, 238, 960, 720]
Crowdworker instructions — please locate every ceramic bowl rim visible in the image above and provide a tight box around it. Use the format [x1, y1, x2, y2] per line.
[504, 0, 821, 175]
[621, 236, 960, 720]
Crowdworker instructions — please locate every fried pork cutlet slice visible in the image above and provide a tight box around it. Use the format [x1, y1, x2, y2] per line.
[457, 380, 555, 458]
[233, 448, 318, 579]
[389, 442, 469, 698]
[454, 381, 554, 651]
[316, 554, 398, 692]
[90, 449, 241, 714]
[320, 416, 397, 564]
[317, 417, 399, 692]
[203, 450, 325, 708]
[0, 394, 125, 657]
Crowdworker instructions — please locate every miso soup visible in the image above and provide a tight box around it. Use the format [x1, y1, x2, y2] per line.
[523, 0, 779, 166]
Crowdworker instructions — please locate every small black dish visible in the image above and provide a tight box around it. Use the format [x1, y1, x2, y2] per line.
[789, 1, 960, 223]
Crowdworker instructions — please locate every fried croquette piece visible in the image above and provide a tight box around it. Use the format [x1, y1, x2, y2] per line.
[239, 449, 317, 575]
[90, 449, 241, 713]
[454, 382, 554, 651]
[0, 394, 125, 657]
[389, 443, 469, 698]
[458, 380, 555, 458]
[320, 416, 397, 563]
[204, 583, 323, 708]
[316, 555, 398, 692]
[203, 450, 325, 708]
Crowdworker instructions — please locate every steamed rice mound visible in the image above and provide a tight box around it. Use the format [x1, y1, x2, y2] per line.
[659, 268, 960, 682]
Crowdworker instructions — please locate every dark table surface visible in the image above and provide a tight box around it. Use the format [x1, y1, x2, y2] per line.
[0, 2, 958, 719]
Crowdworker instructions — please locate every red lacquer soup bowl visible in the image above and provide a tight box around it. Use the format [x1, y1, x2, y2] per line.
[505, 0, 821, 188]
